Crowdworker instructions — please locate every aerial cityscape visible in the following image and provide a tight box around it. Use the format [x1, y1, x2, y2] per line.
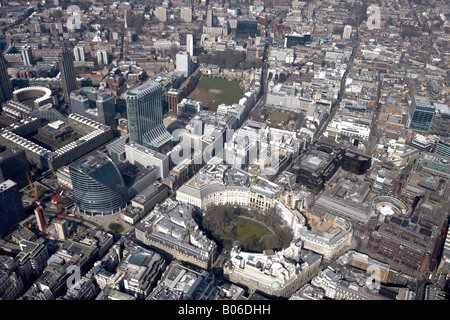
[0, 0, 449, 305]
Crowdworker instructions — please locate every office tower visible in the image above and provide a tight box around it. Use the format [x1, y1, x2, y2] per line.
[180, 7, 192, 23]
[69, 151, 128, 215]
[73, 45, 86, 62]
[21, 45, 34, 66]
[206, 9, 213, 27]
[429, 103, 450, 136]
[18, 240, 49, 278]
[70, 87, 116, 125]
[176, 51, 191, 76]
[0, 180, 26, 236]
[97, 49, 109, 65]
[0, 147, 31, 189]
[58, 47, 78, 104]
[124, 10, 130, 29]
[186, 34, 194, 56]
[155, 7, 167, 22]
[125, 142, 169, 179]
[433, 139, 450, 158]
[342, 25, 352, 39]
[125, 81, 172, 149]
[408, 95, 435, 132]
[0, 49, 13, 103]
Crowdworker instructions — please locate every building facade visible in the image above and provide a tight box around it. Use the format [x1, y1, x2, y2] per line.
[70, 87, 116, 126]
[0, 180, 26, 236]
[125, 81, 171, 150]
[58, 48, 78, 104]
[0, 49, 13, 103]
[69, 151, 128, 215]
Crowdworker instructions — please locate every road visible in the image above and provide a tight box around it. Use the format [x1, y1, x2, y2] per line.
[313, 35, 359, 143]
[366, 78, 383, 155]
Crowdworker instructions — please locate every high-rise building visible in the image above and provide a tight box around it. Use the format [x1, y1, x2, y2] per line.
[408, 95, 435, 132]
[73, 45, 86, 62]
[58, 47, 78, 104]
[176, 51, 192, 76]
[124, 10, 130, 29]
[206, 9, 213, 27]
[70, 87, 116, 125]
[0, 180, 26, 236]
[429, 103, 450, 136]
[180, 7, 192, 23]
[125, 81, 172, 150]
[186, 34, 194, 56]
[0, 49, 13, 104]
[96, 49, 109, 65]
[0, 147, 31, 189]
[69, 151, 128, 215]
[21, 45, 34, 66]
[342, 25, 352, 39]
[155, 7, 167, 22]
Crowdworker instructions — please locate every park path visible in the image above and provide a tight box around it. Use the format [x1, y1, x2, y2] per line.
[238, 216, 275, 243]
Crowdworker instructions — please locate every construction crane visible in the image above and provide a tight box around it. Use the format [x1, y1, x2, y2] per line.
[26, 172, 46, 236]
[51, 183, 68, 222]
[199, 98, 221, 113]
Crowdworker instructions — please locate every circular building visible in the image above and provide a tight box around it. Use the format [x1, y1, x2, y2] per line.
[372, 195, 408, 217]
[13, 86, 54, 108]
[69, 151, 128, 215]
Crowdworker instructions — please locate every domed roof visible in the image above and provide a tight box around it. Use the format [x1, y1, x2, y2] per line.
[271, 281, 281, 289]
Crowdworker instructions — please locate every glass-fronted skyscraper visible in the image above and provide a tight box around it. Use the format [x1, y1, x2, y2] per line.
[409, 95, 435, 132]
[125, 81, 171, 150]
[69, 151, 128, 215]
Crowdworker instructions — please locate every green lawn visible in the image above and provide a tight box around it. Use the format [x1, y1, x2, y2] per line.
[268, 111, 290, 123]
[233, 217, 272, 241]
[54, 132, 81, 148]
[191, 77, 244, 111]
[109, 223, 124, 233]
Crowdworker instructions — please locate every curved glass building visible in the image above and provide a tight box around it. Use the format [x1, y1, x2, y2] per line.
[69, 151, 128, 215]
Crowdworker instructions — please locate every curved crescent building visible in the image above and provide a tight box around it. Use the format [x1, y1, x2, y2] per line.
[69, 151, 128, 215]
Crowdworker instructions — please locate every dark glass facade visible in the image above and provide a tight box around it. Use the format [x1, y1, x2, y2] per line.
[409, 105, 435, 132]
[0, 50, 13, 103]
[236, 21, 258, 38]
[58, 48, 78, 104]
[126, 81, 164, 146]
[70, 152, 128, 215]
